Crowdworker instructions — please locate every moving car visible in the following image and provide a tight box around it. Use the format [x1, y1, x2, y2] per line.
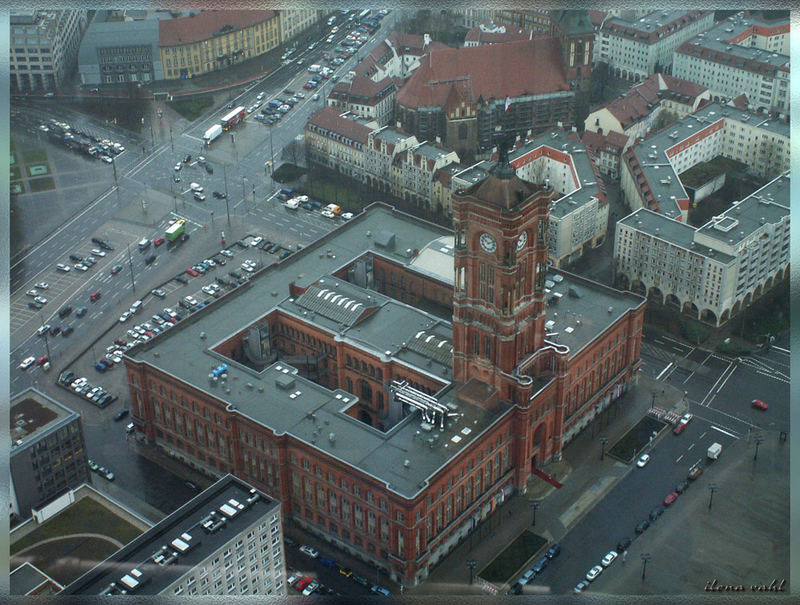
[751, 399, 768, 410]
[111, 264, 123, 275]
[673, 422, 687, 435]
[34, 282, 49, 289]
[56, 263, 71, 272]
[90, 291, 102, 302]
[76, 306, 88, 317]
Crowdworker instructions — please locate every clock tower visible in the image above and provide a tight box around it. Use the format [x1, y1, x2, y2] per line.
[451, 137, 554, 391]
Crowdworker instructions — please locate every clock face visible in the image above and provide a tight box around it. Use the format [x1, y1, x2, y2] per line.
[479, 232, 497, 253]
[517, 231, 528, 250]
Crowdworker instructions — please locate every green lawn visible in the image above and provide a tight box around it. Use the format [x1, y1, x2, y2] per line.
[481, 529, 546, 584]
[169, 95, 215, 121]
[13, 537, 122, 586]
[28, 177, 55, 192]
[679, 156, 746, 189]
[11, 496, 143, 554]
[22, 148, 48, 164]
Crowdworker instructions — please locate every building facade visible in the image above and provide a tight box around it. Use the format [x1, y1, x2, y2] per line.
[614, 174, 789, 326]
[596, 10, 713, 81]
[62, 475, 285, 596]
[620, 102, 790, 222]
[158, 10, 279, 80]
[10, 10, 88, 92]
[305, 107, 375, 180]
[673, 11, 789, 115]
[278, 9, 322, 45]
[10, 388, 90, 520]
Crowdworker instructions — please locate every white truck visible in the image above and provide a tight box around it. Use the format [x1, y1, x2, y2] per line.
[707, 442, 722, 460]
[203, 124, 223, 145]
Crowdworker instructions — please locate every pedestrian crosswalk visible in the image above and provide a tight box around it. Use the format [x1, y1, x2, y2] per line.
[641, 341, 674, 363]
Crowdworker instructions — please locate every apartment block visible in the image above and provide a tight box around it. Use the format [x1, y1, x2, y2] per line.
[620, 102, 789, 221]
[10, 10, 88, 92]
[673, 11, 789, 114]
[614, 174, 789, 326]
[596, 10, 713, 81]
[61, 475, 285, 596]
[10, 388, 90, 520]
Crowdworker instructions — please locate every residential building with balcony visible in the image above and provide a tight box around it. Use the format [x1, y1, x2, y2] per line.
[614, 173, 788, 326]
[596, 10, 713, 81]
[673, 11, 789, 115]
[305, 107, 376, 181]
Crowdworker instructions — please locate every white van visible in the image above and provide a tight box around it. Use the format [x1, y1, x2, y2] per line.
[284, 198, 301, 210]
[138, 238, 150, 251]
[190, 182, 203, 192]
[130, 300, 143, 314]
[308, 64, 322, 74]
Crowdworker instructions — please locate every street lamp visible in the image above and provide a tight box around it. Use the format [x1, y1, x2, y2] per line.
[599, 436, 608, 460]
[708, 483, 717, 511]
[529, 501, 540, 527]
[753, 434, 763, 460]
[466, 559, 477, 585]
[640, 552, 651, 581]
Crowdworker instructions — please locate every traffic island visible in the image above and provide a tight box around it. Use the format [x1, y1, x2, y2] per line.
[607, 416, 667, 464]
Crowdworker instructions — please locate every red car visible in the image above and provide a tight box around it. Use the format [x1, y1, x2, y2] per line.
[90, 291, 101, 302]
[153, 236, 166, 247]
[36, 355, 49, 366]
[294, 577, 312, 591]
[751, 399, 768, 410]
[673, 423, 686, 435]
[663, 492, 679, 507]
[186, 268, 199, 277]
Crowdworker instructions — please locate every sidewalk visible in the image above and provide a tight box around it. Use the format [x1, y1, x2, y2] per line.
[408, 373, 685, 595]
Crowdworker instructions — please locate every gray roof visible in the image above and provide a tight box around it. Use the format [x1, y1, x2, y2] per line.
[507, 129, 602, 219]
[11, 562, 59, 595]
[413, 141, 453, 161]
[61, 475, 279, 595]
[618, 208, 735, 265]
[11, 388, 78, 453]
[78, 10, 164, 84]
[128, 203, 642, 497]
[627, 102, 788, 219]
[606, 10, 696, 33]
[541, 268, 646, 356]
[685, 12, 789, 68]
[373, 126, 415, 146]
[695, 174, 789, 247]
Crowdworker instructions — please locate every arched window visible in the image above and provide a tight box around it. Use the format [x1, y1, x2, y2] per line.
[360, 380, 372, 403]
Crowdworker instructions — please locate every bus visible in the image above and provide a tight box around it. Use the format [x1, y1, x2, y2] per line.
[165, 219, 186, 242]
[221, 106, 246, 130]
[357, 9, 371, 22]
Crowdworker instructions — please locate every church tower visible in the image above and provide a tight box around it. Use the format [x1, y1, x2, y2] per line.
[451, 138, 554, 389]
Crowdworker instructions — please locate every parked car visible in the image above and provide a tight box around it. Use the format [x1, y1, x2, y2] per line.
[152, 288, 166, 298]
[649, 505, 665, 521]
[545, 543, 561, 559]
[636, 453, 650, 468]
[601, 551, 618, 567]
[751, 399, 768, 410]
[675, 480, 689, 494]
[574, 580, 590, 593]
[90, 291, 102, 302]
[585, 565, 603, 582]
[663, 491, 679, 506]
[635, 519, 650, 534]
[111, 264, 123, 275]
[299, 545, 319, 558]
[370, 586, 390, 596]
[114, 409, 129, 421]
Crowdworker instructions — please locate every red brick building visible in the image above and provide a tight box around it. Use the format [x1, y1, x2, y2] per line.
[124, 151, 644, 585]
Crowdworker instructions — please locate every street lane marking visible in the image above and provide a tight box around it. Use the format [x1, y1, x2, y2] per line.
[686, 443, 694, 451]
[710, 425, 739, 439]
[655, 362, 673, 381]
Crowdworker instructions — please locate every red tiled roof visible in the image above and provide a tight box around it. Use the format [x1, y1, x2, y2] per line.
[588, 10, 607, 29]
[159, 10, 276, 47]
[605, 130, 629, 148]
[658, 73, 707, 101]
[730, 93, 749, 110]
[464, 24, 535, 45]
[396, 38, 567, 110]
[602, 73, 706, 129]
[306, 107, 373, 145]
